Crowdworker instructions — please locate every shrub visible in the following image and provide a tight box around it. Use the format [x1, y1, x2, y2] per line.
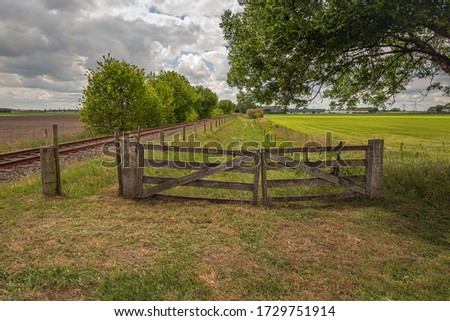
[246, 108, 264, 119]
[185, 109, 200, 122]
[210, 107, 224, 118]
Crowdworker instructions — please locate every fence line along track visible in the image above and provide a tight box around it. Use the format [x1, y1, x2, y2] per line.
[0, 116, 236, 169]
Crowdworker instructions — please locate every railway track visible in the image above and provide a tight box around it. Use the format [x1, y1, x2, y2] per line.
[0, 118, 220, 170]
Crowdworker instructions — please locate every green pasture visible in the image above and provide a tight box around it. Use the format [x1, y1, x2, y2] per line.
[266, 114, 450, 159]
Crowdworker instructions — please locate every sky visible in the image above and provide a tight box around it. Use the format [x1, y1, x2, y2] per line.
[0, 0, 448, 111]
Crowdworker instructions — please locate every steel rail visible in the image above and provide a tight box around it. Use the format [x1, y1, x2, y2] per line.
[0, 116, 233, 169]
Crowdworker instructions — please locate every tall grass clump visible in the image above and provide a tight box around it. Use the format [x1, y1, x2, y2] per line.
[383, 158, 450, 208]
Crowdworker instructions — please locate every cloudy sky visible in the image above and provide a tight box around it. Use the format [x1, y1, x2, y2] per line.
[0, 0, 448, 111]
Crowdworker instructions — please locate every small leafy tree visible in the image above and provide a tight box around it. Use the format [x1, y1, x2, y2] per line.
[136, 84, 164, 128]
[148, 75, 176, 125]
[217, 99, 235, 114]
[80, 54, 161, 132]
[236, 90, 257, 113]
[195, 86, 219, 118]
[150, 71, 198, 123]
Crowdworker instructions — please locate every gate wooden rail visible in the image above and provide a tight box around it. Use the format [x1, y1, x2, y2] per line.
[119, 139, 383, 205]
[260, 140, 384, 205]
[121, 139, 261, 205]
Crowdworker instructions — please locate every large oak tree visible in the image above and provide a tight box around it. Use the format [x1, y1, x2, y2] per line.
[221, 0, 450, 108]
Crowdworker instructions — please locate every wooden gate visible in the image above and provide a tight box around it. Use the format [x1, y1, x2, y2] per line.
[120, 139, 260, 205]
[119, 139, 383, 205]
[260, 140, 384, 205]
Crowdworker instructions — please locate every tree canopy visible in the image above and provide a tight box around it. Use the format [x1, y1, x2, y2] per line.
[80, 55, 232, 132]
[217, 99, 236, 114]
[195, 85, 219, 119]
[221, 0, 450, 108]
[149, 71, 199, 123]
[80, 54, 161, 132]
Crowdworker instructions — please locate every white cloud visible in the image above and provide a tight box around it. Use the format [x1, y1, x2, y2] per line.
[0, 0, 241, 109]
[175, 53, 211, 82]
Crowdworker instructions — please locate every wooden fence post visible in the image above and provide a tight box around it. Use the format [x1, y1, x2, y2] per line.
[261, 149, 268, 205]
[194, 123, 197, 138]
[182, 125, 186, 142]
[115, 128, 123, 196]
[331, 141, 342, 176]
[252, 152, 261, 206]
[365, 140, 384, 199]
[40, 146, 58, 196]
[160, 125, 165, 146]
[204, 121, 207, 134]
[136, 126, 141, 142]
[137, 142, 144, 198]
[122, 138, 141, 199]
[210, 120, 213, 131]
[52, 124, 61, 195]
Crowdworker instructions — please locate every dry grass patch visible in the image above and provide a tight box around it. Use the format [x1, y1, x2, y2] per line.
[197, 244, 258, 300]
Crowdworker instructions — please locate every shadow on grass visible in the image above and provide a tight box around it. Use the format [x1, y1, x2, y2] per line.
[279, 195, 449, 247]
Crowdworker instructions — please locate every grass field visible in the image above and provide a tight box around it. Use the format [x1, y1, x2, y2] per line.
[1, 116, 449, 300]
[265, 114, 450, 159]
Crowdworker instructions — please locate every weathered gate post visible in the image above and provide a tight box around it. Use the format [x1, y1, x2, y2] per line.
[52, 124, 61, 195]
[114, 128, 123, 196]
[40, 146, 58, 196]
[252, 151, 261, 206]
[159, 125, 165, 146]
[121, 138, 142, 199]
[261, 148, 268, 205]
[365, 139, 384, 199]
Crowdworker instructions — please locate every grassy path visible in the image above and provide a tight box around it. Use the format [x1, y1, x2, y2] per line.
[1, 117, 449, 300]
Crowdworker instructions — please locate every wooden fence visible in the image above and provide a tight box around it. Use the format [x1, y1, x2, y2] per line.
[119, 139, 384, 205]
[121, 140, 260, 204]
[38, 115, 238, 196]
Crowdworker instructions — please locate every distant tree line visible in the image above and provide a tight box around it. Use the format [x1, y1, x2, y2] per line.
[80, 54, 236, 132]
[0, 108, 79, 113]
[427, 102, 450, 113]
